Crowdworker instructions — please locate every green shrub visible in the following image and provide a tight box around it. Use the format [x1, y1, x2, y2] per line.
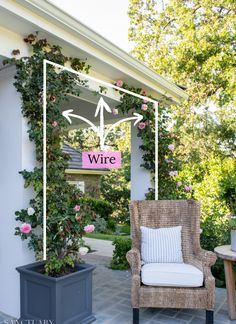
[107, 217, 116, 232]
[219, 159, 236, 215]
[110, 237, 132, 270]
[200, 207, 230, 253]
[101, 150, 131, 223]
[185, 158, 231, 287]
[117, 224, 130, 235]
[200, 209, 230, 287]
[78, 197, 113, 220]
[93, 215, 107, 233]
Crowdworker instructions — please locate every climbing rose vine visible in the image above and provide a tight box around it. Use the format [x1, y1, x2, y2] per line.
[114, 80, 192, 199]
[4, 34, 96, 276]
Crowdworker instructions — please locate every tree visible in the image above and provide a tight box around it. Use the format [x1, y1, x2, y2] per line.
[129, 0, 235, 105]
[128, 0, 236, 194]
[129, 0, 236, 158]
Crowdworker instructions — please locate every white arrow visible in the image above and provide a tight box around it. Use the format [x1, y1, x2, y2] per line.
[104, 113, 143, 143]
[62, 109, 98, 134]
[95, 97, 112, 150]
[62, 98, 143, 150]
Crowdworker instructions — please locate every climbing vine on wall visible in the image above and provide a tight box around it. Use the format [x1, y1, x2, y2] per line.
[3, 34, 96, 275]
[3, 34, 189, 274]
[114, 81, 187, 199]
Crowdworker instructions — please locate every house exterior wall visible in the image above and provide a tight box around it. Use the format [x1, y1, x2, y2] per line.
[0, 66, 35, 317]
[66, 173, 102, 198]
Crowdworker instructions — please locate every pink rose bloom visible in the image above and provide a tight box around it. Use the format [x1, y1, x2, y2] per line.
[169, 171, 178, 177]
[138, 122, 146, 130]
[112, 108, 119, 115]
[52, 121, 58, 127]
[176, 181, 182, 187]
[141, 104, 148, 111]
[168, 144, 175, 151]
[84, 224, 95, 233]
[116, 79, 123, 87]
[20, 223, 32, 234]
[74, 205, 81, 212]
[184, 185, 192, 192]
[143, 99, 148, 104]
[166, 159, 174, 164]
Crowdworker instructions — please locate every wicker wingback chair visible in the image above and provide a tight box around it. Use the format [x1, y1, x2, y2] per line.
[127, 200, 217, 324]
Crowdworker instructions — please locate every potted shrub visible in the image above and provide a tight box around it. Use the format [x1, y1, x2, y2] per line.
[4, 35, 98, 323]
[16, 202, 96, 324]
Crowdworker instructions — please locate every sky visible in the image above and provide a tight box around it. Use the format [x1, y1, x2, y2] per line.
[50, 0, 131, 52]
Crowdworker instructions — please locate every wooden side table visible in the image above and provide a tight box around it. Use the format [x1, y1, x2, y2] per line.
[214, 245, 236, 320]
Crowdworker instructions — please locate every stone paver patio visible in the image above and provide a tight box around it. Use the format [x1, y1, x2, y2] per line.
[0, 250, 235, 323]
[85, 254, 234, 324]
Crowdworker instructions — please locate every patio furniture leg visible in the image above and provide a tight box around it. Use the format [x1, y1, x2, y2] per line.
[133, 308, 139, 324]
[206, 310, 214, 324]
[224, 259, 236, 320]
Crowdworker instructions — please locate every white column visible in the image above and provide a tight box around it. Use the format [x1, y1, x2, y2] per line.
[0, 66, 35, 317]
[131, 126, 151, 200]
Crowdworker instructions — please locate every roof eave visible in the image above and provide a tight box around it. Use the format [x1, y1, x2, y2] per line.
[10, 0, 188, 103]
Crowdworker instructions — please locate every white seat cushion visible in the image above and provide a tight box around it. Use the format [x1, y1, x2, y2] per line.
[141, 263, 203, 287]
[141, 225, 183, 263]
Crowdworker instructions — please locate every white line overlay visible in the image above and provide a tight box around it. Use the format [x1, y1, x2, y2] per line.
[154, 102, 159, 201]
[42, 59, 159, 260]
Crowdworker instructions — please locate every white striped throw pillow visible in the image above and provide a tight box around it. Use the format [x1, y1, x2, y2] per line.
[141, 225, 183, 263]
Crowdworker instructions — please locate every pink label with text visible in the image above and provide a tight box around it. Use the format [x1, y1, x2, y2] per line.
[82, 152, 122, 169]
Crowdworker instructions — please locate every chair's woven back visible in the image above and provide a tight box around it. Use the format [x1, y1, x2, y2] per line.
[129, 200, 201, 262]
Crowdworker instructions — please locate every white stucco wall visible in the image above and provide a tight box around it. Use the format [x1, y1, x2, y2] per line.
[0, 66, 35, 317]
[131, 126, 151, 200]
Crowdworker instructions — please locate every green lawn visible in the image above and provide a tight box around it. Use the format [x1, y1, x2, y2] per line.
[85, 232, 130, 241]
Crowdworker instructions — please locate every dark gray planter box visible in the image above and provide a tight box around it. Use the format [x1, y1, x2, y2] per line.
[16, 261, 96, 324]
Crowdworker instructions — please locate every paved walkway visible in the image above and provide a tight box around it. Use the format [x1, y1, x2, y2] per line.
[83, 237, 114, 257]
[0, 239, 235, 323]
